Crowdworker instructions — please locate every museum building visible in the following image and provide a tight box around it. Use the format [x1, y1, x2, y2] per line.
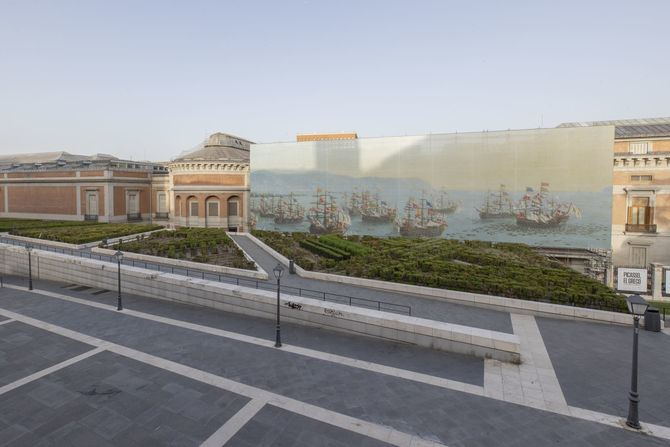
[0, 132, 251, 232]
[1, 119, 670, 270]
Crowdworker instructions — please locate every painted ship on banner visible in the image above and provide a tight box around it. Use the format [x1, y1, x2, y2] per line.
[360, 191, 397, 223]
[476, 184, 515, 219]
[516, 182, 581, 228]
[274, 193, 305, 224]
[431, 189, 460, 214]
[342, 191, 363, 217]
[308, 189, 351, 235]
[396, 197, 447, 237]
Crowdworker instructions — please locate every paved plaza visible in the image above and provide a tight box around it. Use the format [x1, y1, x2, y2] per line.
[0, 273, 669, 446]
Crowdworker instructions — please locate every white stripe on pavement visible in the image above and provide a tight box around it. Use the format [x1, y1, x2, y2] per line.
[0, 347, 105, 396]
[201, 398, 266, 447]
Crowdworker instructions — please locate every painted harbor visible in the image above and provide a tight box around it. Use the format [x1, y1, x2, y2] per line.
[250, 126, 615, 249]
[250, 171, 612, 249]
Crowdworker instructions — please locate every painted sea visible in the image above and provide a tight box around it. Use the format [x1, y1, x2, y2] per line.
[251, 171, 612, 249]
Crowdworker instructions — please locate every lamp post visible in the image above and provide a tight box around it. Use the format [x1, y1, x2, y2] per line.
[625, 294, 649, 430]
[115, 250, 124, 311]
[26, 245, 33, 290]
[273, 263, 285, 348]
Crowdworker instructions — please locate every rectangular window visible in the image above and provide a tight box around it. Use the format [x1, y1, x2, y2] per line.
[157, 193, 167, 213]
[629, 142, 649, 154]
[190, 202, 199, 217]
[628, 197, 652, 225]
[630, 175, 653, 182]
[630, 247, 647, 268]
[228, 201, 238, 217]
[208, 202, 219, 217]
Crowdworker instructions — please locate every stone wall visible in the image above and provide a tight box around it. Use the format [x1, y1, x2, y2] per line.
[0, 243, 520, 363]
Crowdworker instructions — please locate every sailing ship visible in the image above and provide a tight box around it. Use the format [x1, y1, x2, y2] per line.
[249, 194, 260, 214]
[360, 191, 397, 223]
[307, 189, 351, 235]
[476, 184, 516, 219]
[258, 194, 277, 218]
[431, 190, 460, 214]
[249, 212, 258, 230]
[516, 182, 581, 228]
[274, 193, 305, 224]
[396, 197, 447, 237]
[342, 191, 362, 217]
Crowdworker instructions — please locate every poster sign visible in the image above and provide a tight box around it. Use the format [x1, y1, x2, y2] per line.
[666, 270, 670, 295]
[617, 268, 647, 292]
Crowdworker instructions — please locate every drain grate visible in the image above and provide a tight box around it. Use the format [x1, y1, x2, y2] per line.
[91, 289, 109, 295]
[71, 286, 91, 292]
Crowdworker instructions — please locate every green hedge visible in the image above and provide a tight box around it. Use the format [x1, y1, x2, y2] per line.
[299, 239, 348, 260]
[0, 218, 100, 232]
[14, 223, 163, 244]
[254, 231, 627, 312]
[113, 228, 255, 270]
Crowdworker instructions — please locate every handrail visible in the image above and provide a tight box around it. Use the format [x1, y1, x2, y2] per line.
[0, 237, 412, 316]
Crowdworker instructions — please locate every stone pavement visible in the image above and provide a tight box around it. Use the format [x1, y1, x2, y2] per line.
[0, 277, 669, 446]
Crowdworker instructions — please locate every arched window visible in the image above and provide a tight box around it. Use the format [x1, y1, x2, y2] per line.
[187, 196, 199, 217]
[206, 196, 220, 217]
[227, 195, 240, 217]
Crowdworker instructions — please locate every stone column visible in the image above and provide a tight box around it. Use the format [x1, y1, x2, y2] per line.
[651, 263, 663, 300]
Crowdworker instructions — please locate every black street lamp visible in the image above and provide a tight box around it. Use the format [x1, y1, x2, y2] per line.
[273, 263, 285, 348]
[115, 250, 124, 311]
[26, 245, 33, 290]
[625, 294, 649, 430]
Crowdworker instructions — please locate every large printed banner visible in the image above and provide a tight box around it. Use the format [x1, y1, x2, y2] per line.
[250, 127, 614, 248]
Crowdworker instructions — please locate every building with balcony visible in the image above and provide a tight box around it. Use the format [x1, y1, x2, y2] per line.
[560, 118, 670, 267]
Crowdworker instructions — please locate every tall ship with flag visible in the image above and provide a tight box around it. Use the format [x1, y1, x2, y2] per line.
[307, 188, 351, 235]
[516, 182, 581, 228]
[476, 184, 515, 219]
[431, 189, 460, 214]
[396, 196, 447, 237]
[274, 193, 305, 225]
[360, 191, 397, 223]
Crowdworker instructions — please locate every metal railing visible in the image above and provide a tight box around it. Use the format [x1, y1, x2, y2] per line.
[127, 213, 142, 221]
[0, 237, 411, 316]
[84, 214, 99, 222]
[155, 212, 169, 219]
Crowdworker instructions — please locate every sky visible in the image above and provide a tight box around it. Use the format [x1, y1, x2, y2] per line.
[1, 0, 668, 161]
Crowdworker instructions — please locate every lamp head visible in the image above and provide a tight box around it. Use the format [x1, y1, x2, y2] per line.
[115, 250, 124, 261]
[626, 294, 649, 316]
[273, 263, 285, 280]
[25, 245, 32, 252]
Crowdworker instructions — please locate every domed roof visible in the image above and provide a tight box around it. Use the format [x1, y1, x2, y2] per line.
[173, 133, 252, 163]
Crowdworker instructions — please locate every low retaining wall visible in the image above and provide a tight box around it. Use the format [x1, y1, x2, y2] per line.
[244, 233, 636, 326]
[91, 246, 267, 280]
[0, 243, 520, 363]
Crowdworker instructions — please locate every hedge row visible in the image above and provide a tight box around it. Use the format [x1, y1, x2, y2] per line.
[253, 231, 628, 312]
[299, 239, 349, 260]
[0, 218, 100, 232]
[113, 228, 255, 270]
[13, 223, 163, 244]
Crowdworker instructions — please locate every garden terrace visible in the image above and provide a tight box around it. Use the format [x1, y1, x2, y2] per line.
[0, 218, 100, 232]
[12, 223, 163, 244]
[252, 230, 628, 312]
[111, 228, 256, 270]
